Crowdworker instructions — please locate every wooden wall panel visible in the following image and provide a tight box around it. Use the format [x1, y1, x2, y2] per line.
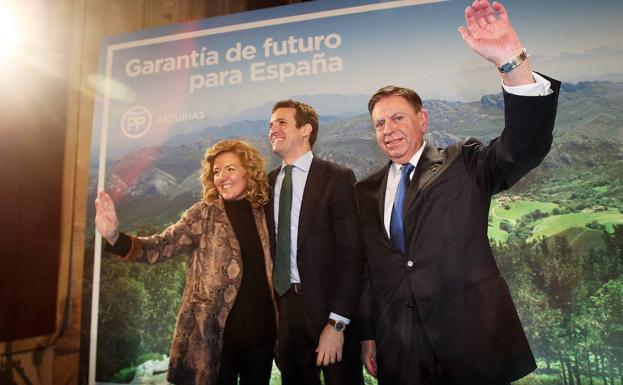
[0, 1, 301, 384]
[0, 1, 73, 384]
[0, 0, 73, 343]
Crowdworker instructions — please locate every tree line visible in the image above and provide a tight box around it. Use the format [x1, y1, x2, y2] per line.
[493, 225, 623, 385]
[88, 218, 622, 385]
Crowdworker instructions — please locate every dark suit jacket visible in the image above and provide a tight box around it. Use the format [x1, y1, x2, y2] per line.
[356, 77, 561, 385]
[268, 156, 362, 337]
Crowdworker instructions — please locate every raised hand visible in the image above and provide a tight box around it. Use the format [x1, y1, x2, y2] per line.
[95, 190, 120, 245]
[458, 0, 533, 85]
[458, 0, 522, 65]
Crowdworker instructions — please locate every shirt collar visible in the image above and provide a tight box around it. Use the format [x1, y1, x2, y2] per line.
[281, 151, 313, 173]
[391, 141, 426, 173]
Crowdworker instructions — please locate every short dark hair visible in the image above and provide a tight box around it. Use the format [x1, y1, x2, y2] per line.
[272, 99, 319, 147]
[368, 86, 423, 115]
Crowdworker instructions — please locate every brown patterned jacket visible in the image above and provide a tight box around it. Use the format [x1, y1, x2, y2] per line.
[122, 198, 276, 385]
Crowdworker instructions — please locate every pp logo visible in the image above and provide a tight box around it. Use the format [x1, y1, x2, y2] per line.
[121, 106, 152, 138]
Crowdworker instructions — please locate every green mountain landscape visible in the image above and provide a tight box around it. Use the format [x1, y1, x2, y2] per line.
[85, 80, 623, 384]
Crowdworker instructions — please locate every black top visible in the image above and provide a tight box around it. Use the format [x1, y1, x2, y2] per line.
[222, 198, 276, 347]
[104, 232, 132, 255]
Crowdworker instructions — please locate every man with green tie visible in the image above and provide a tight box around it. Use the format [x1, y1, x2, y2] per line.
[267, 100, 364, 385]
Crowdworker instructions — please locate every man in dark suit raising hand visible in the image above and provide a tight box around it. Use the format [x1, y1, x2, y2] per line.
[356, 1, 560, 384]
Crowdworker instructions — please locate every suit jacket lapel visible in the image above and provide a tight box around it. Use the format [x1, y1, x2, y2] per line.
[404, 145, 445, 210]
[376, 162, 392, 241]
[402, 145, 445, 243]
[297, 157, 326, 248]
[267, 168, 279, 256]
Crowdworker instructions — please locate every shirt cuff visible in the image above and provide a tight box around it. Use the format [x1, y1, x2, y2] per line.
[329, 312, 351, 325]
[502, 72, 552, 96]
[103, 232, 141, 261]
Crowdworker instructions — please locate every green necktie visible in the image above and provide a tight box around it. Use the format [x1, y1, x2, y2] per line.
[274, 165, 293, 296]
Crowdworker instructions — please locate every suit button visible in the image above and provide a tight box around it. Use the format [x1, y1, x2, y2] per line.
[405, 302, 413, 309]
[406, 260, 414, 268]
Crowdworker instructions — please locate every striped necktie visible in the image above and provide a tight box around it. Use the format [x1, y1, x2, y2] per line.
[390, 163, 414, 253]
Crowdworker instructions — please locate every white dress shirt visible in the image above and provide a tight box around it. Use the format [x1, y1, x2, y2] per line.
[273, 151, 313, 285]
[273, 151, 350, 324]
[383, 145, 426, 236]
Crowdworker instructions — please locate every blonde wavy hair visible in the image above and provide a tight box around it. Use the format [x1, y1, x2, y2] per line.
[200, 139, 269, 207]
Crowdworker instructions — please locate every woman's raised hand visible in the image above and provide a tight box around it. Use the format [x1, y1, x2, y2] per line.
[95, 191, 120, 245]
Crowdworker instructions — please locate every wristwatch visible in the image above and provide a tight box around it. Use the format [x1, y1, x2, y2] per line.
[328, 319, 347, 332]
[498, 48, 529, 73]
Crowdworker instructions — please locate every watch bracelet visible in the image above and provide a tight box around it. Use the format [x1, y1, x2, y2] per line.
[498, 48, 529, 73]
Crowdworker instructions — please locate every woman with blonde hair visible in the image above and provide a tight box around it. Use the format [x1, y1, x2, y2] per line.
[95, 139, 277, 385]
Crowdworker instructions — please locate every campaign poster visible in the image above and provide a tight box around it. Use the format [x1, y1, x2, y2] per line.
[84, 0, 623, 383]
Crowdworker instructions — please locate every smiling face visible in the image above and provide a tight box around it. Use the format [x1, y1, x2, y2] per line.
[372, 95, 428, 164]
[269, 107, 312, 164]
[212, 151, 248, 201]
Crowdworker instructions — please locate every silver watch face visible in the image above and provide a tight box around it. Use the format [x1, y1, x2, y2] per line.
[335, 321, 346, 332]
